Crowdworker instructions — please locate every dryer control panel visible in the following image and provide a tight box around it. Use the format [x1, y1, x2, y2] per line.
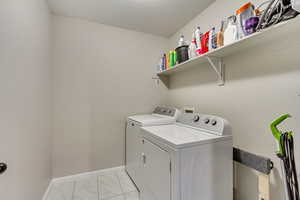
[177, 113, 231, 136]
[153, 107, 178, 117]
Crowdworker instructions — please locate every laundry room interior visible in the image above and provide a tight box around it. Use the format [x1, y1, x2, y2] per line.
[1, 0, 300, 200]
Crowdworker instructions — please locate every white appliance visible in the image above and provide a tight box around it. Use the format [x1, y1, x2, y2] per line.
[126, 107, 180, 190]
[140, 113, 233, 200]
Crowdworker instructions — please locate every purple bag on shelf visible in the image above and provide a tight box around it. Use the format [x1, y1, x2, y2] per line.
[245, 17, 259, 35]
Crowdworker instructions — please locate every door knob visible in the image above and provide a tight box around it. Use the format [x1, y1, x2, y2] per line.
[0, 163, 7, 174]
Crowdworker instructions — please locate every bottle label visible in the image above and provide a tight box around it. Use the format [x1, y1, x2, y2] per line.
[212, 34, 217, 49]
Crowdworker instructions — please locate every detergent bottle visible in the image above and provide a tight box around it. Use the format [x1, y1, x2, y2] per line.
[224, 15, 238, 46]
[200, 31, 209, 54]
[236, 2, 255, 39]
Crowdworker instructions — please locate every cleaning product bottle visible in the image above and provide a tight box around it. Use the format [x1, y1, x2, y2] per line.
[178, 35, 186, 47]
[217, 21, 225, 48]
[208, 27, 216, 51]
[189, 33, 197, 58]
[169, 50, 175, 67]
[157, 57, 163, 72]
[224, 15, 238, 46]
[168, 51, 172, 68]
[208, 29, 212, 52]
[195, 27, 202, 50]
[173, 50, 178, 65]
[211, 27, 217, 50]
[200, 31, 209, 54]
[166, 52, 170, 69]
[162, 54, 166, 71]
[236, 2, 255, 39]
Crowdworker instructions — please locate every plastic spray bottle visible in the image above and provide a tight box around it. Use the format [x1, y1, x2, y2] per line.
[189, 33, 197, 59]
[212, 27, 217, 50]
[195, 27, 202, 52]
[208, 27, 217, 51]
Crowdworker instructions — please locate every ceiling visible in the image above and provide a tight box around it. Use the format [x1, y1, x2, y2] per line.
[47, 0, 215, 37]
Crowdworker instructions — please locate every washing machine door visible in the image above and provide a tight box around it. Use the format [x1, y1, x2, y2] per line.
[141, 139, 171, 200]
[125, 120, 143, 189]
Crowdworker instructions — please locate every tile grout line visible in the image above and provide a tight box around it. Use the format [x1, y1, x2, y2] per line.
[103, 194, 127, 200]
[115, 171, 127, 200]
[116, 171, 138, 196]
[52, 168, 137, 200]
[100, 173, 124, 200]
[71, 181, 76, 200]
[97, 176, 101, 200]
[115, 172, 125, 194]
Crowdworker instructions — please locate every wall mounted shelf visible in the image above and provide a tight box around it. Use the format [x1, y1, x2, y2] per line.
[157, 16, 300, 87]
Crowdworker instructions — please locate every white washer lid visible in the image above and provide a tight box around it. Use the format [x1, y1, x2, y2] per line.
[141, 124, 232, 149]
[128, 114, 176, 126]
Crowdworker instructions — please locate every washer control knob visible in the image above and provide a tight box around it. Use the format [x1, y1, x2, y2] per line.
[211, 119, 217, 126]
[193, 115, 200, 122]
[204, 118, 210, 124]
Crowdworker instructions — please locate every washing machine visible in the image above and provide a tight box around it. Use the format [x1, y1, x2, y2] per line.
[140, 113, 233, 200]
[126, 106, 180, 190]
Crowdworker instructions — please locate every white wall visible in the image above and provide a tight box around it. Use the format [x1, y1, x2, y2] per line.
[0, 0, 52, 200]
[168, 0, 300, 199]
[52, 15, 169, 177]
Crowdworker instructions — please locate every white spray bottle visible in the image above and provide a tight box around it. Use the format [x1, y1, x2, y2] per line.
[195, 27, 202, 51]
[189, 33, 197, 58]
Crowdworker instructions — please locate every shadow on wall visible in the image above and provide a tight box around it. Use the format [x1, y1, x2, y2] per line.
[234, 162, 284, 200]
[270, 167, 285, 200]
[234, 163, 258, 200]
[168, 34, 300, 89]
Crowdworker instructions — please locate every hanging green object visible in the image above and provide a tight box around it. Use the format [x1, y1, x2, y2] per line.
[270, 114, 299, 200]
[270, 114, 293, 156]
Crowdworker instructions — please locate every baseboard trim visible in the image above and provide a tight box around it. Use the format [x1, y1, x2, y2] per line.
[52, 165, 125, 183]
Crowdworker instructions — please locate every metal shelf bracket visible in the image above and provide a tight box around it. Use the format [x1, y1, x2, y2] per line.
[205, 56, 225, 86]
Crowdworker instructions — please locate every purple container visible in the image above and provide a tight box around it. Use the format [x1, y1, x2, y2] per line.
[245, 17, 259, 35]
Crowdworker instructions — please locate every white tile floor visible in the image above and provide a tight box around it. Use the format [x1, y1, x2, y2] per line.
[46, 168, 139, 200]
